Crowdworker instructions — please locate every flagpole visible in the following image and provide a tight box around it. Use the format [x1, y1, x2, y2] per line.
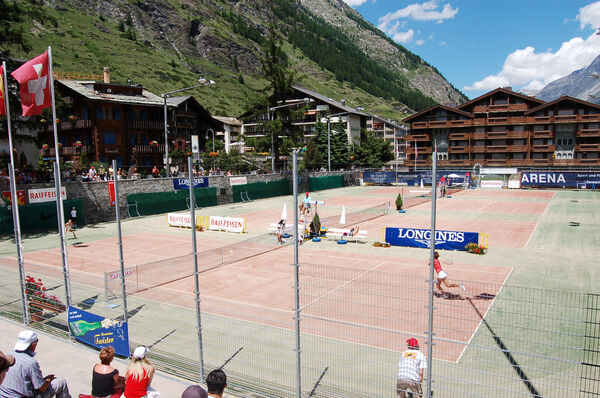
[48, 46, 72, 310]
[2, 61, 29, 323]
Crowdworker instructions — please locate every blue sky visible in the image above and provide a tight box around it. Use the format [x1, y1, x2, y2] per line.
[345, 0, 600, 99]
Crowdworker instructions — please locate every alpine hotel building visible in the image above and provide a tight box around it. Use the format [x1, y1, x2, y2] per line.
[403, 88, 600, 168]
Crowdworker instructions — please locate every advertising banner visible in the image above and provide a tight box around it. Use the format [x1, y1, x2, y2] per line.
[167, 212, 195, 227]
[362, 171, 395, 184]
[173, 177, 209, 190]
[481, 180, 503, 188]
[67, 306, 129, 357]
[209, 216, 246, 233]
[384, 227, 479, 251]
[2, 190, 26, 205]
[28, 187, 67, 204]
[107, 181, 116, 207]
[229, 176, 248, 186]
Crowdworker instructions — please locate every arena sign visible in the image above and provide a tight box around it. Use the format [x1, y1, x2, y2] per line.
[384, 227, 479, 251]
[520, 172, 600, 188]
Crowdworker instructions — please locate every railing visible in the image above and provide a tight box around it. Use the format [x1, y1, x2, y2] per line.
[472, 132, 486, 139]
[449, 133, 468, 140]
[532, 130, 552, 138]
[471, 146, 486, 153]
[127, 120, 164, 130]
[576, 143, 600, 151]
[472, 103, 529, 113]
[132, 144, 166, 153]
[39, 146, 89, 156]
[533, 144, 555, 151]
[448, 146, 468, 153]
[577, 129, 600, 137]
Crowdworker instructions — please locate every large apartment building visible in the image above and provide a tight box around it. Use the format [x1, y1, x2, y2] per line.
[403, 88, 600, 168]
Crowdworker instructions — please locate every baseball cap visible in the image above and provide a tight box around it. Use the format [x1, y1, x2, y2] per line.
[132, 345, 148, 359]
[0, 350, 15, 371]
[15, 330, 38, 351]
[407, 338, 419, 348]
[181, 385, 208, 398]
[305, 192, 309, 195]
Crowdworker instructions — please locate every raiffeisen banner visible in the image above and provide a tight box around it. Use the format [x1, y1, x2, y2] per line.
[384, 227, 479, 251]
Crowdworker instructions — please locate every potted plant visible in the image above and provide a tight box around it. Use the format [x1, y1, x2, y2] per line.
[25, 275, 67, 319]
[395, 193, 405, 213]
[465, 242, 487, 255]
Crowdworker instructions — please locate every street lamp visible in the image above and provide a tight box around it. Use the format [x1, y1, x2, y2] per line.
[206, 128, 215, 172]
[268, 98, 313, 173]
[324, 112, 348, 172]
[162, 77, 215, 177]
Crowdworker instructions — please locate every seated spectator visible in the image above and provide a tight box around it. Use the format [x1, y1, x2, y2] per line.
[349, 225, 360, 236]
[123, 346, 156, 398]
[181, 385, 207, 398]
[91, 347, 125, 398]
[206, 369, 227, 398]
[0, 330, 71, 398]
[0, 350, 15, 386]
[152, 166, 160, 178]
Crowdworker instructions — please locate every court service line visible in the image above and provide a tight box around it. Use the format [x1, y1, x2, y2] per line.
[455, 266, 514, 363]
[299, 262, 386, 312]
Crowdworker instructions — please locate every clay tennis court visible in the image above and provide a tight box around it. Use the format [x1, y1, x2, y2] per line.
[1, 186, 554, 364]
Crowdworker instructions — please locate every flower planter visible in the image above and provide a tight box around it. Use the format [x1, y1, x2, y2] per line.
[29, 301, 66, 314]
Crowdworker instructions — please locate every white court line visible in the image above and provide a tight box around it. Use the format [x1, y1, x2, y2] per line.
[523, 192, 554, 249]
[299, 262, 385, 311]
[455, 266, 514, 363]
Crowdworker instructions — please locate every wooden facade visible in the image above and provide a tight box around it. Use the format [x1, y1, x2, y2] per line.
[403, 88, 600, 168]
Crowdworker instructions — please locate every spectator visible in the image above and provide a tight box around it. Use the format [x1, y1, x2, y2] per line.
[91, 346, 125, 398]
[0, 351, 15, 386]
[152, 166, 160, 178]
[89, 165, 96, 180]
[206, 369, 227, 398]
[0, 330, 71, 398]
[396, 338, 426, 398]
[123, 346, 156, 398]
[181, 385, 207, 398]
[70, 207, 77, 228]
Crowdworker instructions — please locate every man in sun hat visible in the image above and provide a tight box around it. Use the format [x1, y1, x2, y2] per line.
[0, 351, 15, 386]
[396, 337, 427, 398]
[0, 330, 71, 398]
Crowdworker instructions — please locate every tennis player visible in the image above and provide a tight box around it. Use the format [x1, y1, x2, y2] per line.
[432, 251, 465, 296]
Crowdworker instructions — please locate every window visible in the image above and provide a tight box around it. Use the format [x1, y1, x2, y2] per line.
[114, 108, 121, 120]
[97, 107, 103, 120]
[104, 132, 117, 145]
[140, 110, 147, 121]
[130, 134, 136, 146]
[128, 110, 135, 121]
[84, 106, 89, 120]
[568, 139, 573, 145]
[557, 139, 562, 146]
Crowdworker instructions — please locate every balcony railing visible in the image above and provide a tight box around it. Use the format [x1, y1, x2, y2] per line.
[577, 129, 600, 137]
[472, 133, 486, 139]
[532, 130, 552, 138]
[449, 133, 468, 140]
[487, 145, 508, 152]
[39, 146, 89, 156]
[576, 143, 600, 151]
[472, 104, 529, 113]
[471, 146, 486, 153]
[132, 144, 166, 153]
[127, 120, 164, 130]
[487, 131, 509, 138]
[448, 146, 468, 153]
[532, 144, 555, 152]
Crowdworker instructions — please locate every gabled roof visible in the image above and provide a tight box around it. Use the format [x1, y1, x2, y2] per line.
[403, 104, 473, 123]
[213, 116, 242, 126]
[292, 86, 370, 117]
[525, 95, 600, 114]
[58, 79, 164, 107]
[457, 87, 545, 110]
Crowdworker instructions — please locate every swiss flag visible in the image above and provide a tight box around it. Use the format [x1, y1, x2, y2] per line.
[0, 65, 5, 116]
[11, 51, 52, 116]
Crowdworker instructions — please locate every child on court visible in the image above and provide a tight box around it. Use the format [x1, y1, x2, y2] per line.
[432, 251, 465, 296]
[65, 219, 77, 239]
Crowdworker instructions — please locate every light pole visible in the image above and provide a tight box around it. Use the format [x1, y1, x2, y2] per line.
[268, 98, 313, 173]
[162, 77, 215, 177]
[324, 112, 348, 172]
[206, 128, 215, 172]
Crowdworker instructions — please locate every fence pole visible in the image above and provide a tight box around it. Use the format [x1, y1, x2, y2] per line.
[293, 150, 302, 398]
[189, 157, 205, 378]
[113, 160, 128, 324]
[53, 163, 72, 324]
[426, 151, 438, 397]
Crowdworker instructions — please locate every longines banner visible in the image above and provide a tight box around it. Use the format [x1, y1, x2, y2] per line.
[173, 177, 209, 190]
[384, 227, 479, 251]
[68, 306, 130, 357]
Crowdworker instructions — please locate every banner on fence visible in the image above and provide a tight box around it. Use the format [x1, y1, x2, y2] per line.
[173, 177, 209, 190]
[28, 187, 66, 203]
[384, 227, 479, 250]
[167, 212, 195, 227]
[521, 171, 600, 188]
[2, 190, 26, 205]
[481, 180, 503, 188]
[107, 181, 116, 207]
[209, 216, 246, 233]
[363, 171, 469, 186]
[67, 306, 130, 357]
[229, 176, 248, 186]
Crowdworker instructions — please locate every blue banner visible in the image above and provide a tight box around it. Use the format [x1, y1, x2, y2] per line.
[520, 171, 600, 188]
[173, 177, 209, 190]
[362, 171, 395, 184]
[68, 306, 130, 357]
[384, 227, 479, 251]
[363, 171, 470, 186]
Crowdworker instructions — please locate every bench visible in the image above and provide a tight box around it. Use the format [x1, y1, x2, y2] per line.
[326, 228, 368, 242]
[267, 223, 295, 234]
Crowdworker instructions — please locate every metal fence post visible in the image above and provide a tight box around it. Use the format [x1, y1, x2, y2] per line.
[426, 151, 438, 397]
[189, 157, 205, 378]
[113, 160, 128, 324]
[293, 150, 302, 398]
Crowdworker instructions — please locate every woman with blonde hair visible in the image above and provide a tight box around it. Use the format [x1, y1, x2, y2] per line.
[91, 346, 125, 398]
[123, 346, 156, 398]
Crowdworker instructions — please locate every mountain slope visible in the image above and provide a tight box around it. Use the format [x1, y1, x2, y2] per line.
[536, 55, 600, 104]
[10, 0, 466, 119]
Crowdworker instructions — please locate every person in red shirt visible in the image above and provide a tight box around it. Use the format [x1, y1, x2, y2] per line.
[432, 251, 465, 296]
[124, 346, 156, 398]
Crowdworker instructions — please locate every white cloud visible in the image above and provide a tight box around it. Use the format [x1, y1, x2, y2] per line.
[464, 32, 600, 91]
[416, 39, 425, 45]
[378, 1, 458, 33]
[577, 1, 600, 29]
[393, 29, 415, 44]
[342, 0, 370, 6]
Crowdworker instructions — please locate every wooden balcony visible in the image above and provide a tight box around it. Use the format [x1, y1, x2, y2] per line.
[449, 119, 470, 126]
[554, 114, 577, 122]
[127, 120, 164, 130]
[471, 146, 486, 153]
[132, 144, 166, 153]
[487, 131, 509, 139]
[487, 145, 508, 152]
[58, 119, 93, 130]
[579, 158, 600, 164]
[448, 146, 468, 153]
[472, 103, 529, 113]
[40, 146, 89, 156]
[412, 122, 428, 128]
[449, 133, 469, 140]
[508, 131, 529, 139]
[532, 144, 555, 152]
[532, 116, 552, 123]
[506, 145, 529, 153]
[532, 130, 552, 138]
[472, 132, 486, 139]
[577, 129, 600, 137]
[576, 143, 600, 152]
[488, 116, 509, 124]
[438, 159, 472, 166]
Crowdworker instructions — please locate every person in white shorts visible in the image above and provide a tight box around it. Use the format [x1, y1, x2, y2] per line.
[433, 251, 465, 296]
[396, 337, 426, 397]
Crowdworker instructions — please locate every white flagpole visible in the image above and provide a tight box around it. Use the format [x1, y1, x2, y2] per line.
[3, 61, 29, 323]
[48, 46, 72, 309]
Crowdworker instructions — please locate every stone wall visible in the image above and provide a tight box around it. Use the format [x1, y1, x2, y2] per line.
[11, 170, 361, 225]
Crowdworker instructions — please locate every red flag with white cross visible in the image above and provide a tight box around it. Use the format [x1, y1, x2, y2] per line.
[11, 51, 52, 116]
